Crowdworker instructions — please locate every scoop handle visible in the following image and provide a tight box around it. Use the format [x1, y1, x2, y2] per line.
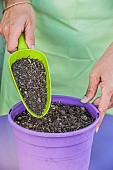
[18, 33, 28, 50]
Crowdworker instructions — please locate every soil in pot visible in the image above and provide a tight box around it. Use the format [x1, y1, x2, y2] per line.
[12, 58, 47, 115]
[14, 102, 95, 133]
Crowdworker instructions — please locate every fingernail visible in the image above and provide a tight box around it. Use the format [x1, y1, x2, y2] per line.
[31, 45, 35, 49]
[96, 127, 99, 133]
[81, 96, 89, 103]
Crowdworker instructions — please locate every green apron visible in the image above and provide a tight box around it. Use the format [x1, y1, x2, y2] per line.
[1, 0, 113, 115]
[0, 0, 5, 90]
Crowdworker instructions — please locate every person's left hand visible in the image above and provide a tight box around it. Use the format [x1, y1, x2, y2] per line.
[81, 42, 113, 132]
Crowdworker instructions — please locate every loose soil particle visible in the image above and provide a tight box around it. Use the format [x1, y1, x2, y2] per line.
[14, 102, 95, 133]
[12, 58, 47, 115]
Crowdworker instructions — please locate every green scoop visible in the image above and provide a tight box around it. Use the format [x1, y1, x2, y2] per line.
[8, 34, 51, 118]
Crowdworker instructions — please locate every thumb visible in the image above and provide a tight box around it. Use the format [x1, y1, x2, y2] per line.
[25, 23, 35, 49]
[81, 73, 100, 103]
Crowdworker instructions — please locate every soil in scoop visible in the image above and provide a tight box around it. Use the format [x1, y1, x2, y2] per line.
[12, 58, 47, 115]
[14, 102, 95, 133]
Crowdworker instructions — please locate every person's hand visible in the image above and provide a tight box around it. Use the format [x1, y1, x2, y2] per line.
[81, 43, 113, 132]
[0, 2, 35, 53]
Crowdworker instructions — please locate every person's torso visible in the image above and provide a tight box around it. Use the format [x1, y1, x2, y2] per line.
[1, 0, 113, 115]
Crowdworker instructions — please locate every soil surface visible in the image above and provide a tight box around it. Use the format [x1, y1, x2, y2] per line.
[14, 102, 95, 133]
[12, 58, 47, 115]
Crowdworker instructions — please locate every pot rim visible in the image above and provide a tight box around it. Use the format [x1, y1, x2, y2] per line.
[8, 95, 100, 138]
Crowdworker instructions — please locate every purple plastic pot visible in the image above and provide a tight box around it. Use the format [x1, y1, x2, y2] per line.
[8, 95, 99, 170]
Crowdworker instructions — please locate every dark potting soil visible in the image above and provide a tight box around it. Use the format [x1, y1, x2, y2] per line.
[12, 58, 47, 115]
[14, 102, 95, 133]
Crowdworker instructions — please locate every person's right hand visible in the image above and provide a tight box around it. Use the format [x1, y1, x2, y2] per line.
[0, 2, 35, 53]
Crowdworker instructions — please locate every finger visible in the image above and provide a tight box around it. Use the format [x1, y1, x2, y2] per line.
[107, 95, 113, 109]
[93, 96, 113, 110]
[25, 23, 35, 49]
[0, 17, 7, 38]
[2, 25, 10, 43]
[0, 23, 1, 34]
[0, 21, 4, 37]
[96, 87, 112, 130]
[7, 28, 22, 53]
[81, 73, 100, 103]
[0, 18, 3, 34]
[92, 97, 100, 107]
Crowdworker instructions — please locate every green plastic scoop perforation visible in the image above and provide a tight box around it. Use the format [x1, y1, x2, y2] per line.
[9, 34, 51, 118]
